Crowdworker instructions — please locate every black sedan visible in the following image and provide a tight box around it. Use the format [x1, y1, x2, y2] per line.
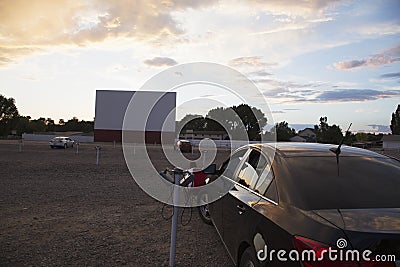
[208, 143, 400, 267]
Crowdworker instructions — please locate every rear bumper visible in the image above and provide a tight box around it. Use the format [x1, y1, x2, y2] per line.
[50, 142, 66, 147]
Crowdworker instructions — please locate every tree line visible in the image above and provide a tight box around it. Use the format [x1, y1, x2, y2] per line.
[1, 94, 399, 143]
[177, 104, 267, 141]
[0, 94, 93, 136]
[178, 104, 398, 144]
[272, 117, 384, 144]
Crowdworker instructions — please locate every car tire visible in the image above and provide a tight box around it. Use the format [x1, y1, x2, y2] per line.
[64, 143, 67, 149]
[50, 146, 54, 149]
[198, 204, 213, 225]
[240, 247, 260, 267]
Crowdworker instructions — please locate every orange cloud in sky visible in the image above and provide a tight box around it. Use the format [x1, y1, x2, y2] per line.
[0, 0, 217, 65]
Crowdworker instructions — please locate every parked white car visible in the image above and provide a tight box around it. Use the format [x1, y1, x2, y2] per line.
[49, 137, 75, 149]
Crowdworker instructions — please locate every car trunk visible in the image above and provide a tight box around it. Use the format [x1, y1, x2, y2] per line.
[314, 208, 400, 262]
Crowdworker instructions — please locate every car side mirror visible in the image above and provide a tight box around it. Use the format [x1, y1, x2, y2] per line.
[203, 163, 217, 174]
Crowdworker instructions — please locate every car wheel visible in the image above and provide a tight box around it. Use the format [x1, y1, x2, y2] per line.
[64, 143, 67, 149]
[50, 146, 54, 149]
[71, 143, 74, 148]
[240, 247, 259, 267]
[198, 204, 212, 225]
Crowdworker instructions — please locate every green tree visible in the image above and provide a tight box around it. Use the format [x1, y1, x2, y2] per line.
[45, 118, 55, 132]
[390, 104, 400, 135]
[14, 116, 30, 135]
[273, 121, 296, 141]
[14, 116, 46, 134]
[177, 114, 205, 132]
[207, 107, 235, 132]
[206, 104, 267, 141]
[204, 117, 225, 132]
[29, 118, 47, 132]
[64, 117, 79, 131]
[177, 104, 268, 141]
[0, 94, 19, 136]
[232, 104, 267, 141]
[314, 117, 343, 144]
[54, 117, 94, 133]
[355, 132, 383, 142]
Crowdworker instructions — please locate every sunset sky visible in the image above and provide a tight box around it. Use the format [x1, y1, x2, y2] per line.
[1, 0, 399, 132]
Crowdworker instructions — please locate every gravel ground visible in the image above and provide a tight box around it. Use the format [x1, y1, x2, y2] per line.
[2, 141, 398, 266]
[0, 141, 232, 266]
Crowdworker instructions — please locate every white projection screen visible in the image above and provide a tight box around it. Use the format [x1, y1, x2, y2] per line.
[94, 90, 176, 143]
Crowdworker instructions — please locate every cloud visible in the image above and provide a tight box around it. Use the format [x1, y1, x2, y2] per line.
[288, 124, 315, 131]
[333, 57, 400, 70]
[262, 86, 400, 103]
[19, 76, 38, 81]
[380, 72, 400, 79]
[355, 108, 380, 113]
[0, 57, 12, 65]
[350, 22, 400, 37]
[332, 45, 400, 70]
[247, 0, 343, 17]
[0, 0, 217, 65]
[314, 89, 400, 102]
[143, 57, 178, 67]
[259, 76, 400, 103]
[251, 16, 333, 35]
[262, 87, 318, 102]
[229, 56, 266, 67]
[367, 124, 390, 133]
[0, 46, 41, 66]
[255, 78, 318, 89]
[246, 70, 273, 77]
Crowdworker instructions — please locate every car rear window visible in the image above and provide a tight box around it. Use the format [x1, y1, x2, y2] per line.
[280, 156, 400, 210]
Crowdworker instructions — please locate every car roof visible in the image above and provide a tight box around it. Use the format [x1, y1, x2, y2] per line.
[249, 142, 387, 158]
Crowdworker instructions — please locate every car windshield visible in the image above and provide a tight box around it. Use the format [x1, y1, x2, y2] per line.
[280, 156, 400, 210]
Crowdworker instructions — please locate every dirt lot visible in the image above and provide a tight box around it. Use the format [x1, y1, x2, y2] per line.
[1, 141, 399, 266]
[0, 141, 232, 266]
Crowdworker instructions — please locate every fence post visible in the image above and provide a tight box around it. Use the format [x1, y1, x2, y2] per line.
[169, 168, 182, 267]
[18, 139, 22, 152]
[95, 146, 101, 166]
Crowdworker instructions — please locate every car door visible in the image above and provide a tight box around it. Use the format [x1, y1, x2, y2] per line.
[238, 153, 299, 266]
[209, 147, 249, 240]
[222, 148, 271, 263]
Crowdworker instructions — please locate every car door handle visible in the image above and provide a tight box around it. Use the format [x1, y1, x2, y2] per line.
[236, 205, 246, 214]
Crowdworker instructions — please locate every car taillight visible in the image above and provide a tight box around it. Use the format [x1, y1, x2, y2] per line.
[293, 236, 380, 267]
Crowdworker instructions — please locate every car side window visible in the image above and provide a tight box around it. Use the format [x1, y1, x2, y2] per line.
[264, 179, 278, 203]
[236, 149, 268, 191]
[254, 158, 274, 195]
[220, 148, 248, 179]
